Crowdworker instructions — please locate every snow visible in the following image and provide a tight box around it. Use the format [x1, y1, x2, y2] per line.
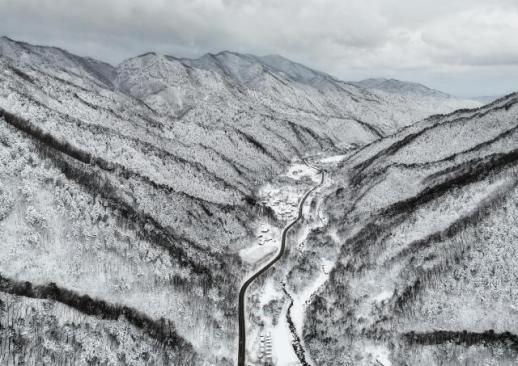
[270, 301, 301, 366]
[244, 160, 324, 364]
[290, 269, 327, 338]
[258, 280, 279, 307]
[372, 290, 394, 303]
[258, 183, 302, 222]
[363, 343, 392, 366]
[0, 35, 506, 366]
[284, 163, 319, 181]
[239, 242, 277, 265]
[321, 258, 334, 274]
[319, 154, 348, 163]
[239, 222, 280, 265]
[304, 93, 518, 366]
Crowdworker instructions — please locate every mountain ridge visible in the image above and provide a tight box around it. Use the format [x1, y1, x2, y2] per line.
[353, 77, 451, 98]
[303, 91, 518, 365]
[0, 35, 477, 112]
[0, 36, 498, 366]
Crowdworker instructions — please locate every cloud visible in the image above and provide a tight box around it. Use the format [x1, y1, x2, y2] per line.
[420, 6, 518, 66]
[0, 0, 517, 96]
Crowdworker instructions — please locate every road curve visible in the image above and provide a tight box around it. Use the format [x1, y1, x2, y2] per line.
[237, 161, 325, 366]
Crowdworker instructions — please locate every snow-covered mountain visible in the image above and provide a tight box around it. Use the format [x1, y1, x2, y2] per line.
[303, 93, 518, 365]
[353, 77, 481, 118]
[114, 51, 482, 138]
[0, 36, 116, 88]
[471, 95, 502, 104]
[1, 35, 481, 141]
[0, 36, 493, 365]
[354, 78, 450, 97]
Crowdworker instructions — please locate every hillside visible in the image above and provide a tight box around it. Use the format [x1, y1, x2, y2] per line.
[0, 36, 485, 365]
[354, 78, 450, 97]
[353, 78, 481, 121]
[302, 93, 518, 365]
[114, 51, 481, 138]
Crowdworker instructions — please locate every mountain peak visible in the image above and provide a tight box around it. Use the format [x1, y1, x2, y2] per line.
[354, 78, 450, 98]
[257, 54, 335, 85]
[212, 50, 249, 58]
[0, 35, 20, 44]
[137, 51, 158, 58]
[0, 35, 116, 88]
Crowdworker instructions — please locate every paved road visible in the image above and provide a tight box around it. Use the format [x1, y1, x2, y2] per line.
[237, 161, 325, 366]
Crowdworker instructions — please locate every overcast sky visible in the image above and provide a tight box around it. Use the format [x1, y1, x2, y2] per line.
[1, 0, 517, 97]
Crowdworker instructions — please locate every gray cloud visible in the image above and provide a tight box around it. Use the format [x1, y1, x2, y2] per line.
[0, 0, 517, 97]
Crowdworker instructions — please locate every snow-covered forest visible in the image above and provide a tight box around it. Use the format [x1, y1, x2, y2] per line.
[1, 34, 516, 366]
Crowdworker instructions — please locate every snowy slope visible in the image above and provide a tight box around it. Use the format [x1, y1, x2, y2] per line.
[0, 36, 487, 365]
[118, 51, 481, 136]
[0, 36, 481, 141]
[354, 78, 450, 97]
[0, 36, 116, 88]
[0, 38, 346, 365]
[303, 93, 518, 365]
[353, 78, 482, 122]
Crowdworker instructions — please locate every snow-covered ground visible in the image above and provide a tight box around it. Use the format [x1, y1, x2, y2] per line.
[270, 301, 302, 366]
[259, 184, 301, 222]
[3, 35, 509, 366]
[239, 222, 280, 265]
[244, 160, 323, 365]
[304, 94, 518, 366]
[319, 154, 349, 164]
[245, 156, 345, 366]
[284, 163, 321, 182]
[239, 173, 312, 267]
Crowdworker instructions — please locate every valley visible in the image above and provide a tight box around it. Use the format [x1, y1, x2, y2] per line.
[0, 35, 516, 366]
[238, 159, 324, 366]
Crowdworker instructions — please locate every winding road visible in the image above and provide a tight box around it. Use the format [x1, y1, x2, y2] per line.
[237, 161, 325, 366]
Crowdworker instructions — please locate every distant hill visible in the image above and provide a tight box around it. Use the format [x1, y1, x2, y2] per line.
[353, 77, 450, 98]
[470, 95, 502, 104]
